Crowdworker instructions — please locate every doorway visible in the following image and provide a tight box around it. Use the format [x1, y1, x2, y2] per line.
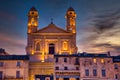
[49, 43, 55, 54]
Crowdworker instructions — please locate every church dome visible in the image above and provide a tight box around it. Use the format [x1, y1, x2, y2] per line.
[67, 7, 75, 11]
[29, 6, 37, 11]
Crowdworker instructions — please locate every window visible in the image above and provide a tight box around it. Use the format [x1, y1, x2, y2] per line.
[114, 64, 118, 69]
[85, 69, 89, 76]
[64, 78, 69, 80]
[56, 78, 59, 80]
[31, 18, 35, 25]
[93, 69, 97, 76]
[64, 67, 68, 70]
[16, 71, 20, 78]
[63, 41, 68, 50]
[55, 67, 59, 70]
[76, 67, 79, 70]
[102, 69, 106, 77]
[0, 71, 2, 79]
[56, 58, 58, 62]
[35, 42, 40, 51]
[64, 58, 67, 62]
[115, 74, 118, 79]
[49, 43, 55, 54]
[101, 58, 105, 63]
[16, 61, 20, 67]
[0, 62, 3, 67]
[93, 58, 96, 63]
[76, 78, 79, 80]
[75, 58, 79, 65]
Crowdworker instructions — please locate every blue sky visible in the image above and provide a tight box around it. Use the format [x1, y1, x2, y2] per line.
[0, 0, 120, 55]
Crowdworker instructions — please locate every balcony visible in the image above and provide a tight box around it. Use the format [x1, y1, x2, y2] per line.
[4, 76, 23, 80]
[55, 69, 79, 72]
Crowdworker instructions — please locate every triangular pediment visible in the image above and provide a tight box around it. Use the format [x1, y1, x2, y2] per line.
[37, 23, 69, 33]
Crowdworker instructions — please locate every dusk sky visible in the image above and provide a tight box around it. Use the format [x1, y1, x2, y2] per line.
[0, 0, 120, 55]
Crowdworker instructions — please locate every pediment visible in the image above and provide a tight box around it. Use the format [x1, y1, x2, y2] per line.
[37, 23, 69, 33]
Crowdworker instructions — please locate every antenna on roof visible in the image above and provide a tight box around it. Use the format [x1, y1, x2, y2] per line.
[51, 18, 53, 24]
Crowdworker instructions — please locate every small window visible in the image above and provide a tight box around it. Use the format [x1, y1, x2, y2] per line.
[85, 69, 89, 76]
[76, 78, 79, 80]
[75, 58, 80, 65]
[93, 69, 97, 76]
[16, 61, 20, 67]
[56, 58, 58, 63]
[64, 58, 67, 62]
[64, 67, 68, 70]
[114, 64, 118, 69]
[45, 77, 50, 80]
[76, 67, 79, 70]
[55, 67, 59, 70]
[0, 62, 3, 67]
[0, 71, 3, 79]
[102, 69, 106, 77]
[32, 12, 34, 14]
[56, 78, 59, 80]
[115, 74, 118, 79]
[16, 71, 20, 78]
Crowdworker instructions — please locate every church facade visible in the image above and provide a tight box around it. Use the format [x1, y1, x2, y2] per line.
[0, 7, 120, 80]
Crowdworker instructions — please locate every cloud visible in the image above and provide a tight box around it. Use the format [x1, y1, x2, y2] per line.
[0, 33, 26, 55]
[77, 8, 120, 56]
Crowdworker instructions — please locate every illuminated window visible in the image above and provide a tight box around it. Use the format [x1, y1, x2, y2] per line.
[45, 77, 50, 80]
[93, 58, 97, 63]
[101, 58, 105, 63]
[63, 41, 68, 50]
[31, 18, 34, 25]
[35, 42, 40, 51]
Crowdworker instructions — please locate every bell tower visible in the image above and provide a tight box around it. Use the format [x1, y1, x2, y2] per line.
[65, 7, 76, 33]
[27, 7, 39, 33]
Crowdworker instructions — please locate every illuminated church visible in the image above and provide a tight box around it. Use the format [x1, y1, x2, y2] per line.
[27, 6, 78, 80]
[0, 7, 120, 80]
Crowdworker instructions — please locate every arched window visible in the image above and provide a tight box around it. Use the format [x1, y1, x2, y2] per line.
[63, 41, 68, 50]
[31, 18, 35, 25]
[35, 42, 40, 51]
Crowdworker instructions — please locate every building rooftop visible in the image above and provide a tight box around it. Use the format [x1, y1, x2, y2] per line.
[0, 55, 29, 60]
[112, 56, 120, 62]
[54, 53, 110, 58]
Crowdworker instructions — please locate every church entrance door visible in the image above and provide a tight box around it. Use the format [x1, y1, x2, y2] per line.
[49, 43, 55, 54]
